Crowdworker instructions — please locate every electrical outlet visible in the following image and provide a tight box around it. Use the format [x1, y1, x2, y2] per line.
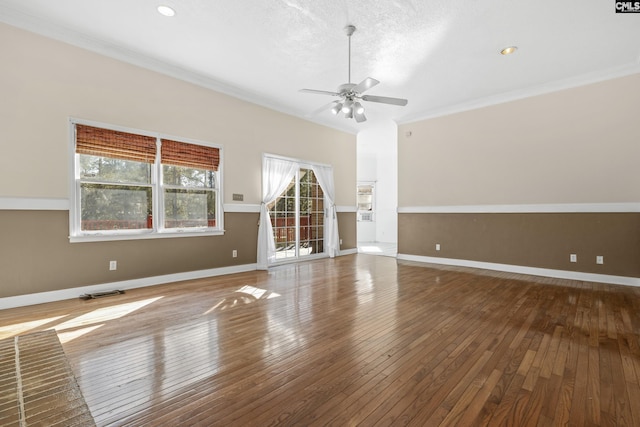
[339, 239, 343, 245]
[596, 256, 604, 265]
[435, 243, 441, 251]
[109, 260, 117, 270]
[232, 250, 238, 258]
[570, 254, 577, 263]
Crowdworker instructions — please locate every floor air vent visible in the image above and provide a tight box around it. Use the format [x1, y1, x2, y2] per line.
[80, 290, 125, 300]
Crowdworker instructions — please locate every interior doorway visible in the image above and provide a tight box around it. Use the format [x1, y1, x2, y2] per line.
[356, 120, 398, 257]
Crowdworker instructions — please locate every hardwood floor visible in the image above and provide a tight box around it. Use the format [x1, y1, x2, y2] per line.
[1, 254, 639, 426]
[0, 330, 95, 426]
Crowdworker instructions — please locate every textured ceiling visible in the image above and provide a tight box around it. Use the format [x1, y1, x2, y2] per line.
[1, 0, 639, 133]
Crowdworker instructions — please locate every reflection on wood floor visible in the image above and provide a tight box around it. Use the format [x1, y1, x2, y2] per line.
[1, 254, 639, 426]
[358, 241, 397, 257]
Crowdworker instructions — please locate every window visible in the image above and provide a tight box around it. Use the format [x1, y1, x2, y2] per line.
[161, 139, 219, 230]
[357, 183, 374, 222]
[70, 121, 222, 241]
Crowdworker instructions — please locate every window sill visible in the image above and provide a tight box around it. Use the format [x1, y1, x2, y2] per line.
[69, 229, 225, 243]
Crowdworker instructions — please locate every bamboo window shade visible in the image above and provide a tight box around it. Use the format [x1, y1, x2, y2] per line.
[161, 139, 220, 171]
[75, 124, 157, 163]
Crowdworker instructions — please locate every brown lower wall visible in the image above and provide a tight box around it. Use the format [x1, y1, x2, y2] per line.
[338, 212, 357, 251]
[398, 212, 640, 278]
[0, 210, 358, 299]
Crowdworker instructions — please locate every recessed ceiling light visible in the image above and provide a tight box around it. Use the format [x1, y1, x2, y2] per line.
[157, 5, 176, 17]
[500, 46, 518, 55]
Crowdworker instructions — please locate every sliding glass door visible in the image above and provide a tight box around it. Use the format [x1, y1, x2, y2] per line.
[268, 168, 324, 262]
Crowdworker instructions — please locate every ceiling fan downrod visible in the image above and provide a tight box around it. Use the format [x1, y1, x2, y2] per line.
[345, 25, 356, 84]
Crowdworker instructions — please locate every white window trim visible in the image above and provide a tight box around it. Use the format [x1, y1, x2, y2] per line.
[68, 118, 224, 243]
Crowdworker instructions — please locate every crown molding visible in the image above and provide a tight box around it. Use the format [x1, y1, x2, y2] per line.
[4, 6, 638, 134]
[398, 64, 640, 124]
[0, 9, 357, 135]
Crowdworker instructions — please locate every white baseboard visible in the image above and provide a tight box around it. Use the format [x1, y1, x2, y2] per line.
[339, 248, 358, 256]
[396, 254, 640, 288]
[0, 263, 258, 310]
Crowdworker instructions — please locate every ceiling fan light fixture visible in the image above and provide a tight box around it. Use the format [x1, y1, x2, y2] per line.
[331, 102, 343, 115]
[354, 102, 365, 115]
[354, 110, 367, 123]
[341, 100, 353, 114]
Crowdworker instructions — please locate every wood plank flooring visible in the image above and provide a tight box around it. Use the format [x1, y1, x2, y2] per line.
[0, 330, 95, 426]
[1, 254, 639, 426]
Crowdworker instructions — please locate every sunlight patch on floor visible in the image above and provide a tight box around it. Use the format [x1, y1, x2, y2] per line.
[0, 315, 66, 340]
[55, 296, 163, 331]
[204, 285, 280, 314]
[57, 324, 104, 344]
[237, 285, 281, 300]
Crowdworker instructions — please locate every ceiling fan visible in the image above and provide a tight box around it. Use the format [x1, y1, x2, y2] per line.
[300, 25, 408, 123]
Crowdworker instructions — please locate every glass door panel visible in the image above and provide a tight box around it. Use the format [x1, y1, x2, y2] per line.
[299, 168, 324, 258]
[268, 168, 325, 262]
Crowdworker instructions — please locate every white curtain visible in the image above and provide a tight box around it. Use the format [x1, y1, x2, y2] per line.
[257, 157, 298, 269]
[312, 164, 340, 258]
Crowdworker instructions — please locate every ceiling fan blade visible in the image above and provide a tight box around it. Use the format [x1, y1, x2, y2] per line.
[299, 88, 340, 96]
[353, 77, 379, 94]
[354, 110, 367, 123]
[361, 94, 408, 106]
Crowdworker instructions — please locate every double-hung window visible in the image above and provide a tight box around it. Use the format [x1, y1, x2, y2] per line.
[160, 139, 219, 230]
[70, 120, 223, 241]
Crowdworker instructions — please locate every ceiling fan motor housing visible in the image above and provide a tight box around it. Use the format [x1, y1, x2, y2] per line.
[338, 83, 357, 98]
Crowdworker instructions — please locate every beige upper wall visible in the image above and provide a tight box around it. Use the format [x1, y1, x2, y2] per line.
[398, 73, 640, 207]
[0, 23, 355, 205]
